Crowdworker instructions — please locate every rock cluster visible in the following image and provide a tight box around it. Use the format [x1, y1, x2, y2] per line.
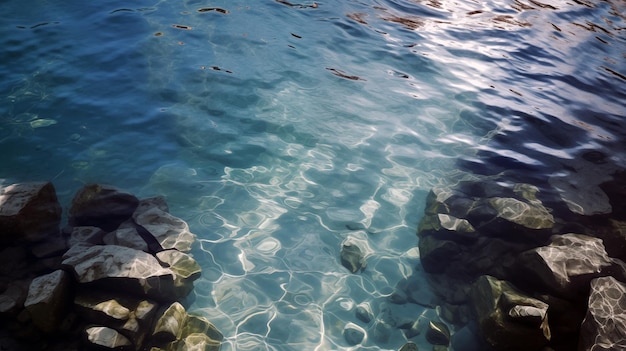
[416, 176, 626, 350]
[338, 234, 455, 351]
[0, 182, 222, 351]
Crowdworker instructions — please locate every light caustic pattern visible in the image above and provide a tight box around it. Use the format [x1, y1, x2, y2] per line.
[140, 73, 460, 350]
[136, 1, 528, 350]
[143, 127, 443, 350]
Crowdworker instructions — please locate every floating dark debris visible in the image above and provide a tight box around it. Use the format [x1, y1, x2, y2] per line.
[347, 13, 368, 25]
[172, 24, 192, 30]
[603, 67, 626, 81]
[275, 0, 318, 9]
[326, 68, 366, 81]
[197, 7, 229, 14]
[16, 21, 60, 29]
[201, 66, 233, 74]
[110, 8, 134, 14]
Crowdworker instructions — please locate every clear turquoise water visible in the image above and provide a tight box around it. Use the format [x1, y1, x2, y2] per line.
[1, 0, 624, 350]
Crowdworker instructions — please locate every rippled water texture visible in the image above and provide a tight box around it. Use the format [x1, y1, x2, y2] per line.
[1, 0, 624, 350]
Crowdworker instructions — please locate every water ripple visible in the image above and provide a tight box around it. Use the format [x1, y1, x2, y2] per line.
[1, 0, 624, 350]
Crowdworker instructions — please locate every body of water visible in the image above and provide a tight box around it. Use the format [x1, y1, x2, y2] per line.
[1, 0, 624, 350]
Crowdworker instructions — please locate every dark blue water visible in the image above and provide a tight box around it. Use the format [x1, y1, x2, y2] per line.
[1, 0, 624, 350]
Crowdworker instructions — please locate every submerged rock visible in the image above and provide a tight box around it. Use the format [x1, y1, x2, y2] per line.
[426, 320, 450, 346]
[549, 155, 619, 216]
[398, 341, 418, 351]
[517, 234, 614, 300]
[402, 319, 421, 339]
[579, 276, 626, 351]
[416, 172, 626, 350]
[85, 326, 133, 350]
[151, 302, 188, 343]
[417, 181, 555, 290]
[174, 333, 221, 351]
[451, 325, 481, 351]
[156, 249, 202, 298]
[595, 219, 626, 262]
[340, 239, 366, 273]
[355, 301, 374, 323]
[470, 275, 550, 351]
[419, 213, 477, 243]
[372, 318, 393, 342]
[488, 197, 554, 231]
[343, 322, 366, 345]
[180, 314, 223, 343]
[417, 235, 461, 274]
[395, 275, 438, 308]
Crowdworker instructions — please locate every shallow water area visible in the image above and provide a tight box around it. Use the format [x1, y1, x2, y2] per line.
[1, 0, 625, 350]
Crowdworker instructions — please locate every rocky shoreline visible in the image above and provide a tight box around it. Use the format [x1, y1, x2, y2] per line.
[2, 174, 625, 351]
[0, 182, 222, 351]
[414, 173, 626, 351]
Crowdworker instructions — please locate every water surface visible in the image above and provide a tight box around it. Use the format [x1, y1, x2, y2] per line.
[1, 0, 624, 350]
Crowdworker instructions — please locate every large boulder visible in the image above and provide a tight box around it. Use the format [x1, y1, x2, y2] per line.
[151, 309, 223, 351]
[172, 333, 221, 351]
[417, 181, 555, 298]
[155, 250, 202, 298]
[422, 182, 554, 241]
[62, 245, 178, 301]
[133, 207, 195, 253]
[599, 170, 626, 219]
[594, 219, 626, 262]
[0, 181, 221, 351]
[103, 220, 149, 252]
[135, 196, 170, 215]
[85, 326, 133, 350]
[0, 182, 61, 243]
[418, 214, 466, 274]
[69, 184, 139, 231]
[579, 276, 626, 351]
[517, 234, 614, 300]
[67, 226, 107, 247]
[151, 302, 188, 344]
[179, 314, 223, 344]
[470, 275, 550, 351]
[419, 213, 477, 243]
[24, 270, 71, 333]
[549, 155, 619, 216]
[486, 196, 554, 235]
[74, 291, 158, 345]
